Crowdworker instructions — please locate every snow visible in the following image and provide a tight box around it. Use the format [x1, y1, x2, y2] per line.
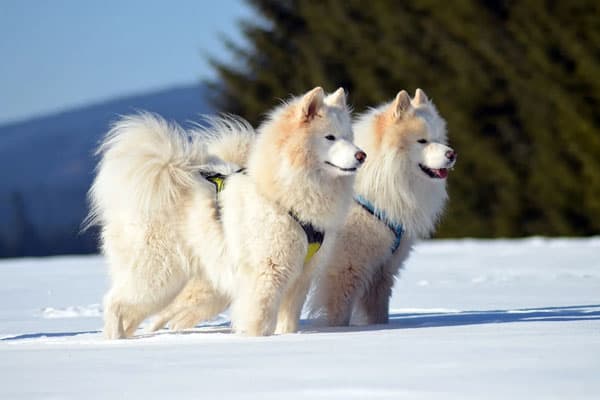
[1, 238, 599, 399]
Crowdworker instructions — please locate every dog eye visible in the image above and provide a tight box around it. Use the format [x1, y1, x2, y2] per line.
[325, 135, 336, 141]
[417, 139, 428, 144]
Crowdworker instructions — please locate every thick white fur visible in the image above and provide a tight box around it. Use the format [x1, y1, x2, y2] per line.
[90, 87, 362, 338]
[148, 118, 259, 333]
[86, 114, 210, 339]
[309, 89, 456, 325]
[152, 89, 453, 331]
[196, 115, 256, 168]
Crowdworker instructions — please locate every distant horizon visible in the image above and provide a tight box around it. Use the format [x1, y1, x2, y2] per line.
[0, 0, 253, 125]
[0, 81, 205, 127]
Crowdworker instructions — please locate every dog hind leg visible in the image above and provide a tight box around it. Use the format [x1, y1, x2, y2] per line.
[150, 276, 230, 332]
[324, 264, 365, 326]
[103, 257, 188, 338]
[104, 288, 153, 339]
[122, 309, 149, 337]
[103, 291, 163, 339]
[167, 296, 229, 331]
[103, 291, 126, 340]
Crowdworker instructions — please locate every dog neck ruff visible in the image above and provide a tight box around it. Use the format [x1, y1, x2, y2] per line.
[200, 170, 324, 264]
[354, 194, 404, 254]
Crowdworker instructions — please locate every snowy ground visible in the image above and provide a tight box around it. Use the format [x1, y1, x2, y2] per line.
[1, 238, 599, 399]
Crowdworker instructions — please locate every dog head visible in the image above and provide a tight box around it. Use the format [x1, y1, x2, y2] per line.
[249, 87, 366, 227]
[367, 89, 455, 182]
[262, 87, 366, 179]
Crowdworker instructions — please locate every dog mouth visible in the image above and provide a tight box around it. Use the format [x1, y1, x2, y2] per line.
[419, 164, 449, 179]
[324, 161, 357, 173]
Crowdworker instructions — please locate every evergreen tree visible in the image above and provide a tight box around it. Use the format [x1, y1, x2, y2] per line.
[210, 0, 600, 237]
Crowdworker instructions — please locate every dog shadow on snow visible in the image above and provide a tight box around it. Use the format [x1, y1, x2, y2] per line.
[308, 304, 600, 334]
[3, 304, 599, 342]
[0, 324, 231, 342]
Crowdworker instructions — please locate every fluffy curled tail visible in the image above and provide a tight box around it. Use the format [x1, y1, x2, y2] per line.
[85, 113, 207, 229]
[192, 115, 256, 168]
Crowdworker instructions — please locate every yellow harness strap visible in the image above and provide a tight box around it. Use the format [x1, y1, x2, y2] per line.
[206, 175, 225, 192]
[289, 213, 325, 264]
[305, 243, 322, 263]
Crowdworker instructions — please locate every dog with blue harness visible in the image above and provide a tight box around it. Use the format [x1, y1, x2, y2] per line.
[309, 89, 455, 327]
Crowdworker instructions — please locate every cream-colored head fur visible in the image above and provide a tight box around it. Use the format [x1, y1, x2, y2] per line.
[352, 89, 455, 238]
[247, 87, 365, 231]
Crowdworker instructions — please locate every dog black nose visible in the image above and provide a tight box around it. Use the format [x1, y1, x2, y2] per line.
[355, 151, 367, 164]
[445, 150, 456, 161]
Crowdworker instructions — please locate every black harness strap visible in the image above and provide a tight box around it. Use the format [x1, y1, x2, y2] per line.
[288, 212, 325, 246]
[289, 212, 325, 263]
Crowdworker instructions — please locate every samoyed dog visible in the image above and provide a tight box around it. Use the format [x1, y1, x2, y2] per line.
[86, 87, 365, 338]
[152, 88, 454, 332]
[309, 89, 456, 325]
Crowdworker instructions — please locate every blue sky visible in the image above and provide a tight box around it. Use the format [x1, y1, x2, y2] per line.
[0, 0, 254, 124]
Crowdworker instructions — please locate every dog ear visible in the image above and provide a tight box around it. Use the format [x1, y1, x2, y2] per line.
[392, 90, 413, 119]
[413, 88, 428, 105]
[326, 87, 347, 108]
[299, 86, 325, 121]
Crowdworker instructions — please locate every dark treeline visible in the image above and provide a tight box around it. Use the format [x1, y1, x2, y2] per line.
[0, 191, 98, 258]
[210, 0, 600, 237]
[2, 1, 598, 258]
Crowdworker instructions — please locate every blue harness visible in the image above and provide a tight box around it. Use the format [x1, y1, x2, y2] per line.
[354, 195, 404, 254]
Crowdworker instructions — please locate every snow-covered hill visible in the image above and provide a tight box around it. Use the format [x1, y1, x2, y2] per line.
[1, 238, 599, 399]
[0, 84, 210, 257]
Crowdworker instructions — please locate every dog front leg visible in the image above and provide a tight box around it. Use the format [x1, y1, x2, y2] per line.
[231, 258, 297, 336]
[323, 262, 367, 326]
[274, 264, 313, 334]
[356, 264, 393, 325]
[357, 238, 414, 325]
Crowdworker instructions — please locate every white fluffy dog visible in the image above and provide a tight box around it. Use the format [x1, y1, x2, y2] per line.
[152, 88, 455, 332]
[309, 89, 456, 325]
[86, 87, 365, 338]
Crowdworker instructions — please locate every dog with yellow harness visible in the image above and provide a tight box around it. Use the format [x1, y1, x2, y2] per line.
[87, 86, 365, 338]
[149, 166, 328, 334]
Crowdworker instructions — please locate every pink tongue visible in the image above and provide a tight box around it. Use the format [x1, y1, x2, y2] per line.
[434, 168, 448, 178]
